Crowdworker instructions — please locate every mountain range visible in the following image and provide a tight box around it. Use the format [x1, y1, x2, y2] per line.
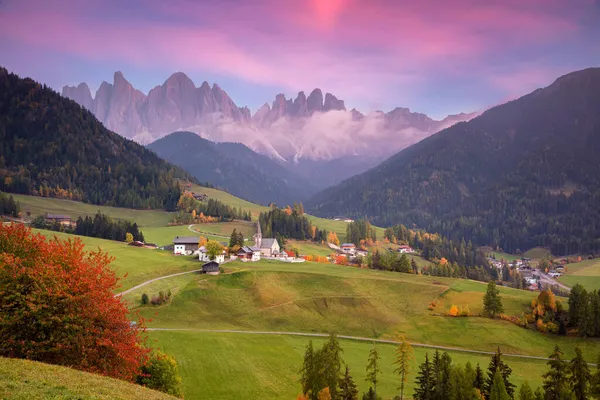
[307, 68, 600, 256]
[62, 72, 476, 171]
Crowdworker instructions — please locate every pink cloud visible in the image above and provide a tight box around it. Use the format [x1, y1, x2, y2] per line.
[0, 0, 596, 111]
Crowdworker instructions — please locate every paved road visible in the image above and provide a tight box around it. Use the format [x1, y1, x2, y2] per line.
[533, 270, 571, 292]
[145, 328, 597, 366]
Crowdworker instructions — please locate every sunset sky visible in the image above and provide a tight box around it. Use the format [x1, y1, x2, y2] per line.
[1, 0, 599, 118]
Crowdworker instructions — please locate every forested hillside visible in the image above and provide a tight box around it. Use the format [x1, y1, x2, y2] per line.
[148, 131, 313, 205]
[308, 68, 600, 255]
[0, 67, 192, 210]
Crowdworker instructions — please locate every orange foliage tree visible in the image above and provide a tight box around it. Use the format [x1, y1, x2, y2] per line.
[448, 305, 459, 317]
[335, 255, 347, 265]
[0, 223, 149, 381]
[327, 231, 340, 246]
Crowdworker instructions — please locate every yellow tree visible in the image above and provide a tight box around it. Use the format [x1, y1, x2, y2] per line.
[198, 236, 207, 247]
[317, 387, 331, 400]
[393, 337, 414, 400]
[125, 232, 134, 243]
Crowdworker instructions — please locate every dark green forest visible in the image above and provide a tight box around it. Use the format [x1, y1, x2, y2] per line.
[0, 67, 193, 210]
[259, 205, 328, 243]
[308, 68, 600, 256]
[0, 191, 20, 217]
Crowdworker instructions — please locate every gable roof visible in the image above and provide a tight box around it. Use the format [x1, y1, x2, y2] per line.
[202, 261, 220, 271]
[341, 243, 356, 247]
[260, 238, 278, 249]
[46, 214, 71, 220]
[173, 236, 200, 244]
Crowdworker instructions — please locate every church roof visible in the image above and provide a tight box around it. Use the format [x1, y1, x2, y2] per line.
[260, 238, 278, 249]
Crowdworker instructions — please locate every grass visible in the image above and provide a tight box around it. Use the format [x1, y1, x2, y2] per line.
[12, 194, 173, 227]
[32, 229, 200, 291]
[558, 258, 600, 291]
[0, 357, 177, 400]
[286, 239, 334, 257]
[191, 221, 256, 239]
[131, 260, 599, 360]
[523, 247, 552, 261]
[490, 251, 522, 262]
[188, 184, 268, 221]
[148, 330, 549, 400]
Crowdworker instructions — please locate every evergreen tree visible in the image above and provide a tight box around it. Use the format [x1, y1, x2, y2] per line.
[518, 382, 535, 400]
[568, 284, 585, 327]
[483, 281, 504, 317]
[592, 354, 600, 398]
[431, 352, 452, 400]
[339, 365, 359, 400]
[569, 347, 591, 400]
[321, 334, 344, 400]
[485, 348, 516, 399]
[229, 228, 239, 248]
[300, 341, 320, 400]
[542, 346, 571, 400]
[366, 345, 381, 399]
[533, 388, 543, 400]
[490, 371, 510, 400]
[474, 363, 485, 391]
[413, 354, 434, 400]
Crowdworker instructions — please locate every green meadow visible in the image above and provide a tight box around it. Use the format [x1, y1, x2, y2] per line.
[559, 258, 600, 291]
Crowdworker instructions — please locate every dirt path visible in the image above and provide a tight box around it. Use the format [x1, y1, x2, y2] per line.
[145, 328, 597, 366]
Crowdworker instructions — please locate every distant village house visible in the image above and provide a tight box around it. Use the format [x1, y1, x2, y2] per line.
[237, 246, 261, 262]
[198, 246, 226, 263]
[45, 214, 74, 226]
[341, 243, 356, 254]
[173, 236, 200, 255]
[202, 261, 220, 275]
[397, 245, 414, 253]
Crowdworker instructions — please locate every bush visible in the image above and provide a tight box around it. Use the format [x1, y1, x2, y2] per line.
[136, 350, 183, 397]
[141, 293, 149, 305]
[0, 223, 148, 381]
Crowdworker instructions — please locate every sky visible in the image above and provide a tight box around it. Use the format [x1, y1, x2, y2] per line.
[1, 0, 599, 119]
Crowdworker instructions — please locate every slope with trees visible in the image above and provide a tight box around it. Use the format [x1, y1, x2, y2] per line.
[0, 67, 192, 210]
[308, 68, 600, 255]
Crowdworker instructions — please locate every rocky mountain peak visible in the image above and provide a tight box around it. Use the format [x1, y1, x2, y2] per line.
[307, 89, 324, 113]
[323, 93, 346, 112]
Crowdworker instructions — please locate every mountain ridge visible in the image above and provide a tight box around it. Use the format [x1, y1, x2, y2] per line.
[306, 67, 600, 256]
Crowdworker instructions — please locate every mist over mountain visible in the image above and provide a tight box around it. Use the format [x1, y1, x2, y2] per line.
[63, 71, 476, 165]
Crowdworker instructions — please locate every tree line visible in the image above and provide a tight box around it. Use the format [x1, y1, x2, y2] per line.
[259, 205, 328, 245]
[0, 191, 20, 217]
[31, 212, 145, 243]
[298, 333, 600, 400]
[0, 67, 190, 211]
[172, 193, 252, 224]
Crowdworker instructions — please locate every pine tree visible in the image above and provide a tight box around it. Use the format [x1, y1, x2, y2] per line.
[483, 281, 504, 317]
[474, 363, 485, 391]
[568, 284, 584, 327]
[569, 347, 591, 400]
[322, 334, 344, 400]
[393, 338, 414, 400]
[413, 354, 434, 400]
[592, 354, 600, 398]
[366, 345, 381, 399]
[518, 381, 535, 400]
[542, 345, 570, 400]
[339, 365, 359, 400]
[300, 341, 317, 399]
[485, 348, 515, 399]
[490, 371, 510, 400]
[533, 388, 543, 400]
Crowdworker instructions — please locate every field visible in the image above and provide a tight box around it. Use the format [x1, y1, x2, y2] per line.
[559, 258, 600, 291]
[128, 260, 599, 361]
[32, 229, 200, 291]
[285, 239, 334, 257]
[12, 194, 173, 227]
[0, 357, 176, 400]
[188, 184, 268, 221]
[490, 251, 522, 262]
[148, 330, 549, 400]
[523, 247, 552, 261]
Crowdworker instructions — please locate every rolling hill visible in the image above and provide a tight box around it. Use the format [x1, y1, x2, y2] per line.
[308, 68, 600, 255]
[148, 131, 314, 205]
[0, 357, 178, 400]
[0, 67, 192, 210]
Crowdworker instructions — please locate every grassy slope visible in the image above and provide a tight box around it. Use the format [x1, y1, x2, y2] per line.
[559, 258, 600, 291]
[131, 260, 599, 360]
[32, 229, 199, 291]
[148, 331, 548, 400]
[12, 194, 173, 227]
[0, 357, 177, 400]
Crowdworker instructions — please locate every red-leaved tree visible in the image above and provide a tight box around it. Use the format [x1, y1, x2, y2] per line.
[0, 223, 149, 381]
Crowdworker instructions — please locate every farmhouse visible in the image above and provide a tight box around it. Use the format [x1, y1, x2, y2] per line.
[237, 246, 261, 262]
[198, 246, 226, 263]
[341, 243, 356, 254]
[202, 261, 220, 275]
[333, 216, 354, 223]
[173, 236, 200, 255]
[45, 213, 74, 226]
[397, 245, 414, 253]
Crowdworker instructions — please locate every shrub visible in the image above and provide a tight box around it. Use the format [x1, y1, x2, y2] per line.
[0, 223, 148, 381]
[448, 305, 459, 317]
[141, 293, 149, 305]
[136, 350, 183, 397]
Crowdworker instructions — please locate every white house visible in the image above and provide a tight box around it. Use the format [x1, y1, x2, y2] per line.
[397, 245, 414, 253]
[254, 232, 280, 257]
[341, 243, 356, 254]
[198, 246, 226, 263]
[173, 236, 200, 255]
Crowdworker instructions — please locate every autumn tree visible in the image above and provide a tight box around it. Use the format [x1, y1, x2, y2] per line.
[483, 281, 504, 317]
[125, 232, 134, 242]
[318, 387, 332, 400]
[0, 223, 148, 381]
[198, 236, 207, 247]
[393, 337, 414, 400]
[366, 345, 381, 399]
[328, 231, 341, 246]
[136, 350, 183, 397]
[206, 240, 224, 261]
